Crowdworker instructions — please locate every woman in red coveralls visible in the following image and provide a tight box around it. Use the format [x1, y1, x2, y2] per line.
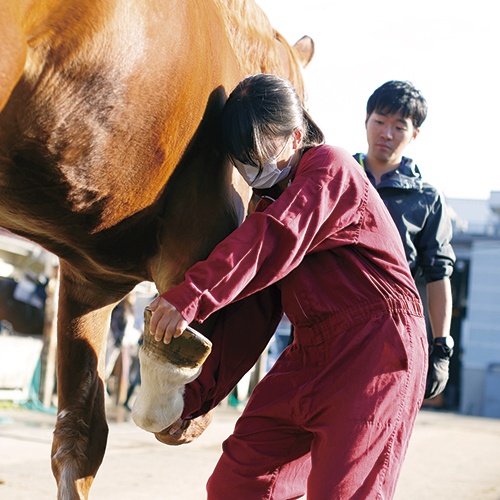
[149, 74, 428, 500]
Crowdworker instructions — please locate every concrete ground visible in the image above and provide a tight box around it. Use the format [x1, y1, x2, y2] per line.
[1, 403, 499, 500]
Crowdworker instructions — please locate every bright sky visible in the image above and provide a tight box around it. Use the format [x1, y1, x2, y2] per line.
[256, 0, 499, 200]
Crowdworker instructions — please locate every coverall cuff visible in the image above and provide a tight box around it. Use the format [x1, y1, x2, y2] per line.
[160, 282, 202, 325]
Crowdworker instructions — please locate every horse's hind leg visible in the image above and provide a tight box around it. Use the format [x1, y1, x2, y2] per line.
[50, 262, 129, 500]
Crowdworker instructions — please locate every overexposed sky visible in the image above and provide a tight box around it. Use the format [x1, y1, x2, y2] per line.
[256, 0, 499, 200]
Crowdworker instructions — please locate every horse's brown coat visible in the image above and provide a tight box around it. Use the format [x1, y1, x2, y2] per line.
[0, 1, 314, 498]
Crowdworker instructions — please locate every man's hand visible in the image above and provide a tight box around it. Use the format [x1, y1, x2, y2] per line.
[149, 296, 188, 344]
[425, 341, 453, 399]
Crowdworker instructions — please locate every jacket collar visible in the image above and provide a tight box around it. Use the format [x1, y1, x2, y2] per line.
[355, 153, 423, 191]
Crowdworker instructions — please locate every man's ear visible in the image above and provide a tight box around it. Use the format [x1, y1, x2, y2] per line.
[412, 127, 420, 141]
[365, 113, 371, 128]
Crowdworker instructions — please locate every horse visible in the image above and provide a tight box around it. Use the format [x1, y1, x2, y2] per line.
[0, 1, 314, 498]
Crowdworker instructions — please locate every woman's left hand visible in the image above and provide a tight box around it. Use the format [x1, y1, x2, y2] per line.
[149, 296, 188, 344]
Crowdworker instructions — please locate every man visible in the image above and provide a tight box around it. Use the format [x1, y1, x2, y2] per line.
[354, 80, 456, 400]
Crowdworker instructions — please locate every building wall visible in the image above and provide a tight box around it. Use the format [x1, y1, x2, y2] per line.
[460, 240, 500, 416]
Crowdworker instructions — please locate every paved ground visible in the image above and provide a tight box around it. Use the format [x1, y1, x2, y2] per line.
[1, 403, 500, 499]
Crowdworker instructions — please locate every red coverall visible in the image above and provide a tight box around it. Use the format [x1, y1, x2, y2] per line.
[161, 145, 428, 500]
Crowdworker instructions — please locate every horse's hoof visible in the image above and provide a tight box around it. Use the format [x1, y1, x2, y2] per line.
[142, 306, 212, 368]
[154, 410, 214, 446]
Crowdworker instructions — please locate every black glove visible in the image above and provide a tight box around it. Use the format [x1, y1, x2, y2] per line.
[424, 341, 453, 399]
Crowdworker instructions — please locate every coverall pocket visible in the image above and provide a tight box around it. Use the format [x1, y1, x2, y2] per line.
[385, 311, 410, 372]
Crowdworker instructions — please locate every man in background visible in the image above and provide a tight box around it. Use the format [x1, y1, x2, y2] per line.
[354, 80, 456, 400]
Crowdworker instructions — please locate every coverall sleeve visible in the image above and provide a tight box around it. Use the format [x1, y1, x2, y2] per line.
[161, 146, 366, 324]
[415, 189, 455, 283]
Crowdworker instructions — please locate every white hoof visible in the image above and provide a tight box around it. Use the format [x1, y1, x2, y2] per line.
[131, 348, 201, 433]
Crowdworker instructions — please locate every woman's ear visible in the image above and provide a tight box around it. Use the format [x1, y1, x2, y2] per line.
[293, 128, 304, 149]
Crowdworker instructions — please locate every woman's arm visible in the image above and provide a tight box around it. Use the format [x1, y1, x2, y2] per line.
[156, 147, 365, 335]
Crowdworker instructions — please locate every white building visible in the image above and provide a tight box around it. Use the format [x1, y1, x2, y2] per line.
[446, 192, 500, 417]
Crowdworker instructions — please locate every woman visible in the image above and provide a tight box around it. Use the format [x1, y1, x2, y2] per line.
[150, 74, 427, 500]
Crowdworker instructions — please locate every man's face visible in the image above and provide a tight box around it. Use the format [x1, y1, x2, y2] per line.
[365, 110, 419, 166]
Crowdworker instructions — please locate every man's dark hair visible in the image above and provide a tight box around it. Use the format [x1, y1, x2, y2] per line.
[367, 80, 428, 129]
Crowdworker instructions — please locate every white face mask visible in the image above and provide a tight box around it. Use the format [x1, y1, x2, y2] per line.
[233, 139, 293, 189]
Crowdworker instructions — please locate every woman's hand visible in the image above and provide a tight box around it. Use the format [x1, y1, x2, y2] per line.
[149, 296, 188, 344]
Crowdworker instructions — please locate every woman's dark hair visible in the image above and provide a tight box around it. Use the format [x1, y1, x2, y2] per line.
[222, 74, 324, 168]
[366, 80, 428, 129]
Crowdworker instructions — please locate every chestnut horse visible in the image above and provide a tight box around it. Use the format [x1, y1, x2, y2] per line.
[0, 0, 314, 498]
